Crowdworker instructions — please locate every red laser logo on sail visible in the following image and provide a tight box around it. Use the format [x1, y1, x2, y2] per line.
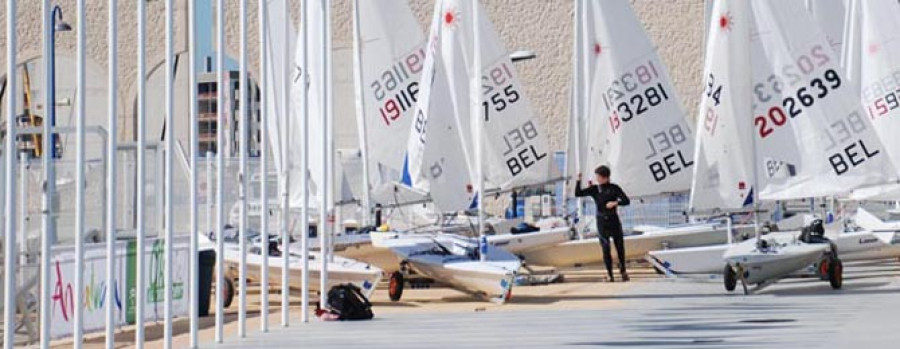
[719, 12, 733, 31]
[444, 7, 460, 29]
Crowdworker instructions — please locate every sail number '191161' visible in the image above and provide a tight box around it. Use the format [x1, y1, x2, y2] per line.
[370, 48, 426, 126]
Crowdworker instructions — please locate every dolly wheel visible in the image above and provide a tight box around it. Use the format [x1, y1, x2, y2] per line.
[388, 271, 405, 302]
[828, 258, 843, 290]
[724, 265, 737, 292]
[222, 277, 235, 308]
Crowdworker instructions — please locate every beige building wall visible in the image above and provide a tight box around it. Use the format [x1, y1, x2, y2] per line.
[2, 0, 706, 149]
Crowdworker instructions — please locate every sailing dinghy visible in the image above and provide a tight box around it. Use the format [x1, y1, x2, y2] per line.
[213, 229, 383, 303]
[708, 0, 897, 292]
[524, 0, 746, 268]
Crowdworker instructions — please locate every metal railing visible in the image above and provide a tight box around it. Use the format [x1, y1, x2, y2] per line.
[0, 1, 325, 348]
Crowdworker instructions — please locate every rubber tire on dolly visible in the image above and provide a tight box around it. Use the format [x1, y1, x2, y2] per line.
[389, 271, 405, 302]
[724, 264, 737, 292]
[223, 277, 235, 308]
[828, 258, 843, 290]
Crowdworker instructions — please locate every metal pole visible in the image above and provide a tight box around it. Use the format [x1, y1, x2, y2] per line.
[300, 0, 311, 324]
[258, 0, 270, 332]
[38, 1, 53, 346]
[351, 0, 372, 228]
[215, 0, 227, 341]
[3, 0, 18, 346]
[186, 0, 199, 345]
[163, 0, 176, 348]
[73, 1, 87, 346]
[319, 0, 331, 306]
[207, 151, 213, 241]
[577, 0, 590, 227]
[280, 0, 291, 328]
[471, 0, 485, 261]
[105, 0, 119, 346]
[135, 0, 148, 346]
[238, 0, 249, 338]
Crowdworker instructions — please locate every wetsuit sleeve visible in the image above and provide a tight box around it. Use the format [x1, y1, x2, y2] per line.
[615, 184, 631, 207]
[574, 180, 596, 198]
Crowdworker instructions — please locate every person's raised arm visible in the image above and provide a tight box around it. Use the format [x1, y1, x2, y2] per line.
[574, 173, 594, 197]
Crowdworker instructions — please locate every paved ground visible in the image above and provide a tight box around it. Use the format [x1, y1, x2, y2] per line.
[199, 261, 900, 348]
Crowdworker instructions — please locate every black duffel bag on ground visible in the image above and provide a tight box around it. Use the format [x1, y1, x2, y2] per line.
[326, 283, 374, 321]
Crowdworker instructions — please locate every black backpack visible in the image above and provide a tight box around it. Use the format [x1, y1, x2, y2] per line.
[326, 284, 374, 321]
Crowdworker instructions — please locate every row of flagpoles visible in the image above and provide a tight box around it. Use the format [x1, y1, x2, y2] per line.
[1, 1, 338, 348]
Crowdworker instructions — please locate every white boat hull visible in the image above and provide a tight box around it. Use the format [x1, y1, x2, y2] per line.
[723, 237, 827, 285]
[222, 246, 383, 298]
[378, 234, 519, 302]
[520, 224, 754, 268]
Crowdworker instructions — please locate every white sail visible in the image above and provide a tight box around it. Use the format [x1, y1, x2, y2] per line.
[749, 0, 896, 200]
[805, 0, 848, 57]
[858, 0, 900, 177]
[263, 0, 294, 182]
[566, 0, 597, 179]
[289, 0, 330, 209]
[408, 0, 553, 211]
[843, 0, 900, 200]
[689, 0, 755, 212]
[585, 0, 695, 198]
[405, 1, 475, 212]
[357, 0, 427, 190]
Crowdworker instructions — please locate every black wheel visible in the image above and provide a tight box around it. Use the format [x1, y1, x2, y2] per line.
[724, 265, 737, 292]
[388, 271, 404, 302]
[828, 258, 843, 290]
[222, 277, 235, 308]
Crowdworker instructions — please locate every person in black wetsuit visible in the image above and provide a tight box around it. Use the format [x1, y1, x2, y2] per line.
[575, 165, 631, 282]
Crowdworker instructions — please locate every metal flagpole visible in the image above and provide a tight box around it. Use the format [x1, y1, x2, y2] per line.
[73, 0, 86, 348]
[163, 0, 175, 347]
[280, 0, 291, 328]
[187, 0, 199, 345]
[351, 0, 372, 228]
[238, 0, 249, 337]
[319, 0, 331, 306]
[3, 0, 17, 347]
[215, 0, 227, 341]
[105, 0, 119, 346]
[135, 0, 147, 345]
[326, 0, 335, 266]
[258, 0, 270, 332]
[471, 0, 486, 262]
[300, 0, 311, 324]
[38, 1, 53, 346]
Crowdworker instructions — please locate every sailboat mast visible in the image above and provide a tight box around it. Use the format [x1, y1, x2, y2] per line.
[351, 0, 372, 227]
[300, 0, 311, 324]
[472, 0, 486, 261]
[747, 5, 762, 241]
[578, 0, 590, 221]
